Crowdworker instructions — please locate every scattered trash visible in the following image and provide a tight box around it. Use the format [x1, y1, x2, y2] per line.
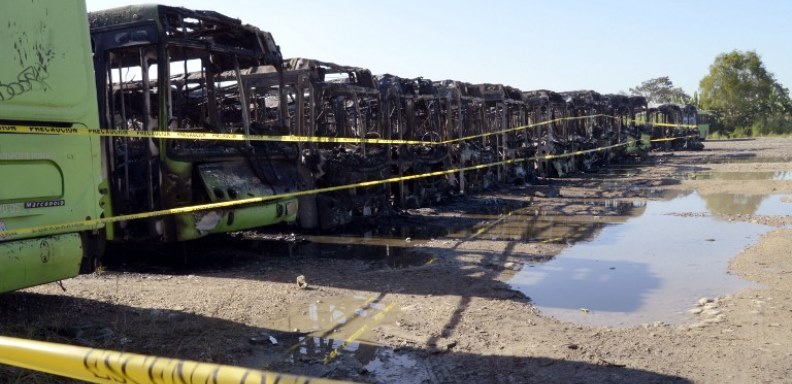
[697, 297, 714, 306]
[597, 357, 626, 367]
[503, 262, 522, 271]
[249, 334, 279, 345]
[703, 309, 721, 316]
[296, 275, 308, 289]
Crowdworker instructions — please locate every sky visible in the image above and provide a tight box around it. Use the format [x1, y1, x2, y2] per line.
[85, 0, 792, 96]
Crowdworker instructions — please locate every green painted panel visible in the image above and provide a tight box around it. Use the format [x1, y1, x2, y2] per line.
[0, 0, 104, 242]
[1, 0, 106, 294]
[0, 134, 103, 237]
[175, 200, 298, 241]
[0, 233, 82, 292]
[0, 161, 62, 200]
[0, 0, 98, 125]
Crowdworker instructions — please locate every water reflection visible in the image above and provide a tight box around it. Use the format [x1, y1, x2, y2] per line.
[682, 170, 792, 181]
[245, 295, 431, 383]
[290, 240, 437, 271]
[716, 155, 791, 164]
[599, 167, 642, 178]
[516, 257, 659, 312]
[701, 193, 792, 216]
[510, 192, 771, 327]
[445, 200, 647, 244]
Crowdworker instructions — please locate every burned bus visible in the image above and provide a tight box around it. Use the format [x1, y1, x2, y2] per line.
[89, 5, 300, 242]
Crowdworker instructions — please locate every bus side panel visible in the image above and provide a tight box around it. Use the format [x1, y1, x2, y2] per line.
[0, 134, 102, 237]
[0, 0, 97, 123]
[1, 0, 104, 292]
[0, 234, 82, 293]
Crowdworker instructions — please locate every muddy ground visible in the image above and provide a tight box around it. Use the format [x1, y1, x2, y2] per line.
[2, 137, 792, 383]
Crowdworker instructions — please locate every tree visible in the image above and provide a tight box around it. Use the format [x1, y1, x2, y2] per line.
[699, 50, 791, 134]
[629, 76, 690, 104]
[689, 91, 700, 108]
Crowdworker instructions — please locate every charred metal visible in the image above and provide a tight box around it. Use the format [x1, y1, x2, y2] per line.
[87, 4, 705, 234]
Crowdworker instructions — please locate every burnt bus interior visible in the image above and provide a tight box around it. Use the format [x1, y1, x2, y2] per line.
[242, 58, 391, 228]
[474, 84, 527, 184]
[402, 78, 453, 207]
[645, 104, 704, 151]
[90, 5, 298, 240]
[523, 89, 568, 178]
[278, 58, 390, 228]
[378, 75, 453, 208]
[561, 90, 608, 172]
[434, 80, 480, 196]
[622, 96, 651, 156]
[603, 94, 655, 161]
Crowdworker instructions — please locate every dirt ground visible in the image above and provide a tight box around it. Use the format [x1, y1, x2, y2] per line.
[2, 137, 792, 383]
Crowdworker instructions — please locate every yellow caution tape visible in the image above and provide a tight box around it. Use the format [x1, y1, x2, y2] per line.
[437, 115, 698, 145]
[0, 124, 426, 145]
[650, 134, 701, 143]
[438, 115, 611, 144]
[0, 336, 355, 384]
[646, 122, 699, 129]
[0, 135, 702, 241]
[0, 116, 698, 148]
[623, 119, 699, 130]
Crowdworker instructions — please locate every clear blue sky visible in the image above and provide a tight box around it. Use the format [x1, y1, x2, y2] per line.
[86, 0, 792, 96]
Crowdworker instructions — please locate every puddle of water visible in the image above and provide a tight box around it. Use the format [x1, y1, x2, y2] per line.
[681, 171, 792, 181]
[717, 155, 791, 164]
[244, 296, 430, 383]
[294, 295, 387, 333]
[351, 224, 451, 241]
[290, 239, 436, 270]
[451, 213, 607, 244]
[599, 168, 642, 178]
[509, 191, 771, 327]
[447, 201, 647, 244]
[246, 335, 429, 383]
[701, 193, 792, 216]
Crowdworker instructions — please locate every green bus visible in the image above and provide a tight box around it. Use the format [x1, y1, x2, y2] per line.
[1, 0, 104, 292]
[1, 1, 299, 293]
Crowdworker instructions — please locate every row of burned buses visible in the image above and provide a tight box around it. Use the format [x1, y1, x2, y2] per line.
[204, 59, 703, 228]
[0, 2, 703, 292]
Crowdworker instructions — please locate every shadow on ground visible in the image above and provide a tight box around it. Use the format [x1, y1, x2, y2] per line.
[0, 292, 691, 384]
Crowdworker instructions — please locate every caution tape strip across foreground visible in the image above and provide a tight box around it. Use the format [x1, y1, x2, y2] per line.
[0, 116, 699, 147]
[0, 135, 699, 241]
[0, 336, 355, 384]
